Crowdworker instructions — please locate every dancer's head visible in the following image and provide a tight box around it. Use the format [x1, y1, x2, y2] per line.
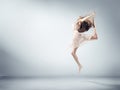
[78, 20, 92, 33]
[83, 20, 92, 31]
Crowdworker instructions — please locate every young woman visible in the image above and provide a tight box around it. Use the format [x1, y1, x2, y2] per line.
[71, 12, 98, 72]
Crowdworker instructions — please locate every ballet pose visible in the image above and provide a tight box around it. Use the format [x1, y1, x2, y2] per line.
[71, 12, 98, 72]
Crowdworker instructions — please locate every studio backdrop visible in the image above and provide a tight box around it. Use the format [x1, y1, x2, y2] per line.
[0, 0, 120, 77]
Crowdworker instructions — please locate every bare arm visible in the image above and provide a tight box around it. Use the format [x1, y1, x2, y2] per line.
[79, 12, 96, 22]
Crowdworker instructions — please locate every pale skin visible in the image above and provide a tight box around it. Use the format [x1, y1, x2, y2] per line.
[71, 12, 98, 72]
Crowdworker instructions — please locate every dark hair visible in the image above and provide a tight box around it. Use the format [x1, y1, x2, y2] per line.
[78, 21, 92, 33]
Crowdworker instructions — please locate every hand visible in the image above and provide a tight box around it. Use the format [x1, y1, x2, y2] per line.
[91, 11, 96, 17]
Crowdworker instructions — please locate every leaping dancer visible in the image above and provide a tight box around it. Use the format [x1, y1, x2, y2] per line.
[71, 12, 98, 72]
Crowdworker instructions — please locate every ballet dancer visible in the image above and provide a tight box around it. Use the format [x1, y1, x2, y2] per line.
[71, 12, 98, 72]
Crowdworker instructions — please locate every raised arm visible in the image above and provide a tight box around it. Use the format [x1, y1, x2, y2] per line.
[79, 12, 96, 22]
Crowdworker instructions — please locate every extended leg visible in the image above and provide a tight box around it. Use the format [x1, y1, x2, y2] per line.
[71, 47, 82, 72]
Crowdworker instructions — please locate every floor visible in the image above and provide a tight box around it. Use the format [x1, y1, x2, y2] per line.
[0, 76, 120, 90]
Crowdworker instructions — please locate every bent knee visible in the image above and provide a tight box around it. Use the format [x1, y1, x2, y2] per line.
[91, 36, 98, 40]
[93, 36, 98, 40]
[94, 36, 98, 40]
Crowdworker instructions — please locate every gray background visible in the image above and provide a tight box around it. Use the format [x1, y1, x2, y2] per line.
[0, 0, 120, 77]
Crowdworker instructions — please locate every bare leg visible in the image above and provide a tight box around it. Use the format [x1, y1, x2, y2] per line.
[71, 47, 82, 72]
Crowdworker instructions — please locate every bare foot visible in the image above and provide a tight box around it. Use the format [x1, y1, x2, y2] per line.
[78, 64, 82, 72]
